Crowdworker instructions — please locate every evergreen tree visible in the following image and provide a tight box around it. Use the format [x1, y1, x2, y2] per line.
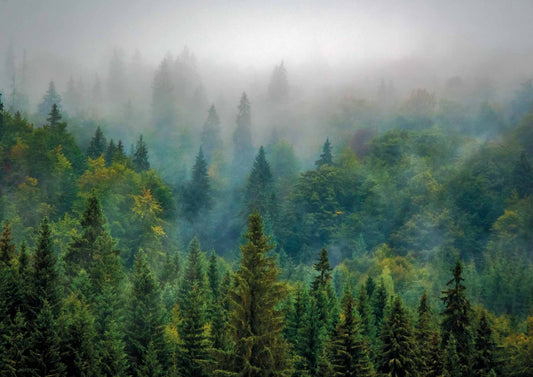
[28, 300, 65, 377]
[357, 283, 375, 342]
[31, 217, 60, 313]
[378, 296, 417, 377]
[87, 126, 107, 159]
[232, 92, 254, 177]
[245, 146, 275, 219]
[441, 261, 472, 376]
[331, 289, 373, 377]
[427, 332, 444, 377]
[312, 248, 332, 293]
[268, 61, 289, 104]
[184, 148, 211, 220]
[201, 104, 223, 161]
[133, 134, 150, 172]
[99, 319, 129, 377]
[105, 139, 117, 165]
[47, 103, 62, 127]
[315, 138, 333, 167]
[223, 211, 290, 377]
[284, 284, 307, 347]
[37, 81, 62, 120]
[444, 335, 461, 377]
[415, 292, 434, 377]
[372, 278, 388, 330]
[125, 250, 165, 376]
[296, 293, 325, 375]
[472, 311, 496, 377]
[207, 251, 220, 298]
[0, 220, 16, 267]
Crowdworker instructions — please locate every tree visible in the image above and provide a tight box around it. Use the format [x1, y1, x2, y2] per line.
[232, 92, 254, 177]
[201, 104, 223, 161]
[444, 335, 461, 377]
[311, 248, 331, 292]
[441, 261, 472, 376]
[183, 148, 211, 220]
[125, 250, 166, 376]
[47, 103, 62, 127]
[37, 81, 62, 120]
[315, 138, 333, 167]
[105, 139, 117, 165]
[0, 221, 16, 267]
[371, 278, 388, 330]
[222, 211, 290, 377]
[296, 293, 326, 375]
[513, 152, 533, 198]
[245, 146, 275, 219]
[331, 289, 374, 377]
[415, 292, 433, 377]
[378, 296, 417, 377]
[268, 61, 289, 104]
[133, 134, 150, 172]
[472, 311, 496, 377]
[87, 127, 107, 159]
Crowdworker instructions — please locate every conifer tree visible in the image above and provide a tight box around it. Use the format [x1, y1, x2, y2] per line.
[268, 61, 289, 104]
[105, 139, 117, 165]
[31, 217, 60, 313]
[125, 250, 166, 376]
[331, 289, 374, 377]
[312, 248, 332, 293]
[378, 296, 417, 377]
[472, 311, 496, 377]
[245, 146, 275, 219]
[201, 104, 223, 161]
[99, 319, 129, 377]
[357, 283, 375, 342]
[232, 92, 254, 177]
[184, 148, 211, 220]
[372, 278, 388, 330]
[37, 81, 62, 120]
[415, 292, 434, 376]
[133, 134, 150, 172]
[223, 211, 290, 377]
[427, 332, 444, 377]
[441, 261, 472, 376]
[87, 126, 107, 159]
[296, 293, 325, 375]
[315, 138, 333, 167]
[47, 103, 62, 127]
[444, 335, 461, 377]
[284, 284, 307, 347]
[0, 220, 16, 267]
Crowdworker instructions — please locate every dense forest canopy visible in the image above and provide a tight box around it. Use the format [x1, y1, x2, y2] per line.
[1, 1, 533, 376]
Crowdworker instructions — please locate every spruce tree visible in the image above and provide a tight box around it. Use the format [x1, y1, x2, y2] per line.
[427, 332, 444, 377]
[357, 283, 375, 342]
[441, 261, 472, 376]
[415, 292, 434, 377]
[37, 81, 62, 120]
[87, 126, 107, 159]
[0, 220, 16, 267]
[245, 146, 275, 219]
[223, 211, 290, 377]
[331, 289, 374, 377]
[125, 250, 165, 376]
[472, 311, 496, 377]
[296, 293, 325, 375]
[372, 278, 388, 330]
[184, 148, 211, 220]
[47, 103, 62, 127]
[133, 134, 150, 172]
[444, 335, 461, 377]
[378, 296, 417, 377]
[315, 138, 333, 167]
[312, 248, 332, 293]
[284, 284, 307, 347]
[232, 92, 254, 177]
[105, 139, 117, 165]
[201, 104, 223, 161]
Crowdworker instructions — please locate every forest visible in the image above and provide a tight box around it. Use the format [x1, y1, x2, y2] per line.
[1, 1, 533, 376]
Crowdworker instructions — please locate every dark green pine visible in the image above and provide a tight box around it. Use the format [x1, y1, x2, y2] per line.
[315, 138, 333, 167]
[472, 311, 497, 377]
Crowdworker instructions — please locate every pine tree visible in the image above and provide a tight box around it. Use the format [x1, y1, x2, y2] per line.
[37, 81, 62, 120]
[223, 211, 290, 377]
[315, 138, 333, 167]
[31, 217, 60, 313]
[105, 139, 117, 165]
[201, 104, 223, 161]
[427, 332, 444, 377]
[87, 126, 107, 159]
[296, 293, 326, 375]
[415, 292, 433, 377]
[357, 283, 375, 342]
[378, 296, 417, 377]
[184, 148, 212, 220]
[331, 289, 374, 377]
[245, 146, 275, 219]
[232, 92, 254, 177]
[441, 261, 472, 376]
[133, 134, 150, 172]
[372, 278, 388, 330]
[284, 284, 307, 347]
[28, 300, 65, 377]
[472, 311, 496, 377]
[125, 250, 165, 376]
[47, 103, 62, 127]
[312, 248, 332, 293]
[99, 319, 129, 377]
[0, 220, 16, 267]
[444, 335, 461, 377]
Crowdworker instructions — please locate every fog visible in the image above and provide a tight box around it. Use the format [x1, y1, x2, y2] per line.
[1, 0, 533, 165]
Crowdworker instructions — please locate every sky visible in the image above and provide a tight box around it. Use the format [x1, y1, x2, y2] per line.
[2, 0, 533, 69]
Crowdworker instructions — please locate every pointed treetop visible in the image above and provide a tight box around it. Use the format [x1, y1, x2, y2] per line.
[133, 134, 150, 172]
[312, 248, 331, 292]
[315, 138, 333, 167]
[0, 220, 16, 266]
[46, 103, 62, 126]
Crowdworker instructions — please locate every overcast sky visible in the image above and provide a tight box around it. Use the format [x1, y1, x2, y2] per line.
[2, 0, 533, 70]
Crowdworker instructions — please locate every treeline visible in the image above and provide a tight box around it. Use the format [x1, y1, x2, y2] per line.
[1, 207, 532, 376]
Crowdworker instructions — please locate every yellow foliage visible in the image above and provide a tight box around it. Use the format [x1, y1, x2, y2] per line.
[151, 225, 166, 237]
[132, 188, 162, 219]
[10, 138, 28, 159]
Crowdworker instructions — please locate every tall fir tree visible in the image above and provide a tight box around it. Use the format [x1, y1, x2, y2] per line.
[444, 335, 461, 377]
[133, 134, 150, 172]
[472, 311, 497, 377]
[315, 138, 333, 167]
[46, 103, 62, 127]
[441, 261, 472, 376]
[415, 292, 434, 377]
[0, 220, 16, 267]
[37, 81, 62, 120]
[222, 211, 290, 377]
[232, 92, 254, 178]
[87, 127, 107, 159]
[331, 289, 374, 377]
[245, 146, 275, 219]
[201, 104, 223, 161]
[312, 248, 332, 293]
[183, 148, 211, 220]
[378, 296, 417, 377]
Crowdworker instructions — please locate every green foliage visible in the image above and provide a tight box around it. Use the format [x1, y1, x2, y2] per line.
[87, 126, 107, 159]
[315, 138, 333, 167]
[133, 134, 150, 172]
[183, 148, 212, 220]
